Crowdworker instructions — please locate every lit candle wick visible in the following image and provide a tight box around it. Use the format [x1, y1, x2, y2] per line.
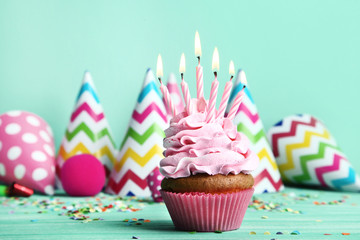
[206, 47, 220, 123]
[157, 54, 176, 116]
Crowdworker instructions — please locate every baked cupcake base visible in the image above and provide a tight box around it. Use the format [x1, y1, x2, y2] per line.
[160, 188, 254, 232]
[161, 173, 254, 193]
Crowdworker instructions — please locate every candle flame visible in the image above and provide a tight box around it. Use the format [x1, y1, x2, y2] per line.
[229, 61, 235, 76]
[212, 47, 219, 72]
[195, 31, 202, 57]
[179, 53, 186, 73]
[156, 54, 163, 78]
[239, 70, 247, 85]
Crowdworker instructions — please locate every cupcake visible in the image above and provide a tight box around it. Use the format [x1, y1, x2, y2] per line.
[160, 98, 259, 232]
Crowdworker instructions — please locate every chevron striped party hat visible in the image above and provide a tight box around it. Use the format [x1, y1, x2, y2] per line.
[56, 71, 117, 187]
[105, 69, 168, 196]
[268, 114, 360, 192]
[226, 70, 284, 193]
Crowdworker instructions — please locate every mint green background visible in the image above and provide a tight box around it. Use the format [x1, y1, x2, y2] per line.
[0, 0, 359, 171]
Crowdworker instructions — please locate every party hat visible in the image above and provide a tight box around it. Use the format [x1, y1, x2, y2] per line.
[268, 114, 360, 192]
[166, 73, 184, 115]
[226, 70, 284, 193]
[56, 72, 117, 185]
[106, 69, 168, 196]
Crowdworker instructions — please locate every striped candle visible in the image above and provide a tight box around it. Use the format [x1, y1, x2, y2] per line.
[205, 75, 219, 122]
[160, 83, 176, 117]
[195, 31, 203, 100]
[157, 54, 176, 117]
[179, 53, 191, 115]
[216, 80, 233, 119]
[227, 87, 245, 120]
[196, 64, 204, 99]
[181, 80, 192, 115]
[206, 47, 220, 122]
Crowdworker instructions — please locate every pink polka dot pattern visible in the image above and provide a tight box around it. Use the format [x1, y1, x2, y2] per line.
[0, 111, 55, 195]
[146, 167, 164, 202]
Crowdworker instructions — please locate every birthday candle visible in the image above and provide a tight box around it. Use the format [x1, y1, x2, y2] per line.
[179, 53, 192, 114]
[206, 47, 220, 123]
[217, 61, 235, 119]
[157, 54, 176, 116]
[195, 31, 204, 99]
[227, 86, 245, 120]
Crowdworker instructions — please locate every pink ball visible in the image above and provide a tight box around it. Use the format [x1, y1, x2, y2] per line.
[0, 111, 55, 195]
[61, 154, 105, 196]
[147, 167, 164, 202]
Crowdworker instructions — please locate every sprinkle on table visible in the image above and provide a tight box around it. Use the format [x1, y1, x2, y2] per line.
[249, 231, 256, 235]
[342, 233, 351, 235]
[249, 197, 303, 214]
[123, 218, 151, 226]
[313, 200, 345, 205]
[264, 231, 271, 235]
[0, 193, 144, 223]
[291, 230, 300, 235]
[276, 232, 283, 235]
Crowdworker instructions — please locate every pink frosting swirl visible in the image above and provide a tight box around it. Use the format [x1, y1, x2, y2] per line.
[160, 98, 259, 179]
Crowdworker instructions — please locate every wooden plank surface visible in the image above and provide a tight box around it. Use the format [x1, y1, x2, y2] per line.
[1, 187, 359, 240]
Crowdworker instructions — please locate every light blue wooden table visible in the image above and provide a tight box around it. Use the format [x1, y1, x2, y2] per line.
[0, 187, 359, 240]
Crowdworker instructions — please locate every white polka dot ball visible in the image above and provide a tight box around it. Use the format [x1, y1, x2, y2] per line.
[0, 111, 55, 195]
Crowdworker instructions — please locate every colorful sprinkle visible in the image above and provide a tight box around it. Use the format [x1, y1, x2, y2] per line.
[249, 196, 303, 214]
[249, 231, 256, 235]
[342, 233, 350, 235]
[276, 232, 283, 235]
[122, 218, 152, 226]
[0, 193, 144, 223]
[214, 230, 222, 234]
[261, 215, 269, 219]
[291, 230, 300, 235]
[313, 200, 345, 205]
[264, 231, 271, 235]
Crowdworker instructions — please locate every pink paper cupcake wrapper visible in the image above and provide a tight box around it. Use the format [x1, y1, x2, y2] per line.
[161, 188, 254, 232]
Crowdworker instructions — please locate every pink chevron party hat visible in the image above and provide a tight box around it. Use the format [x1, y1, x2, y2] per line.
[226, 70, 284, 193]
[268, 114, 360, 192]
[106, 69, 168, 196]
[56, 71, 117, 188]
